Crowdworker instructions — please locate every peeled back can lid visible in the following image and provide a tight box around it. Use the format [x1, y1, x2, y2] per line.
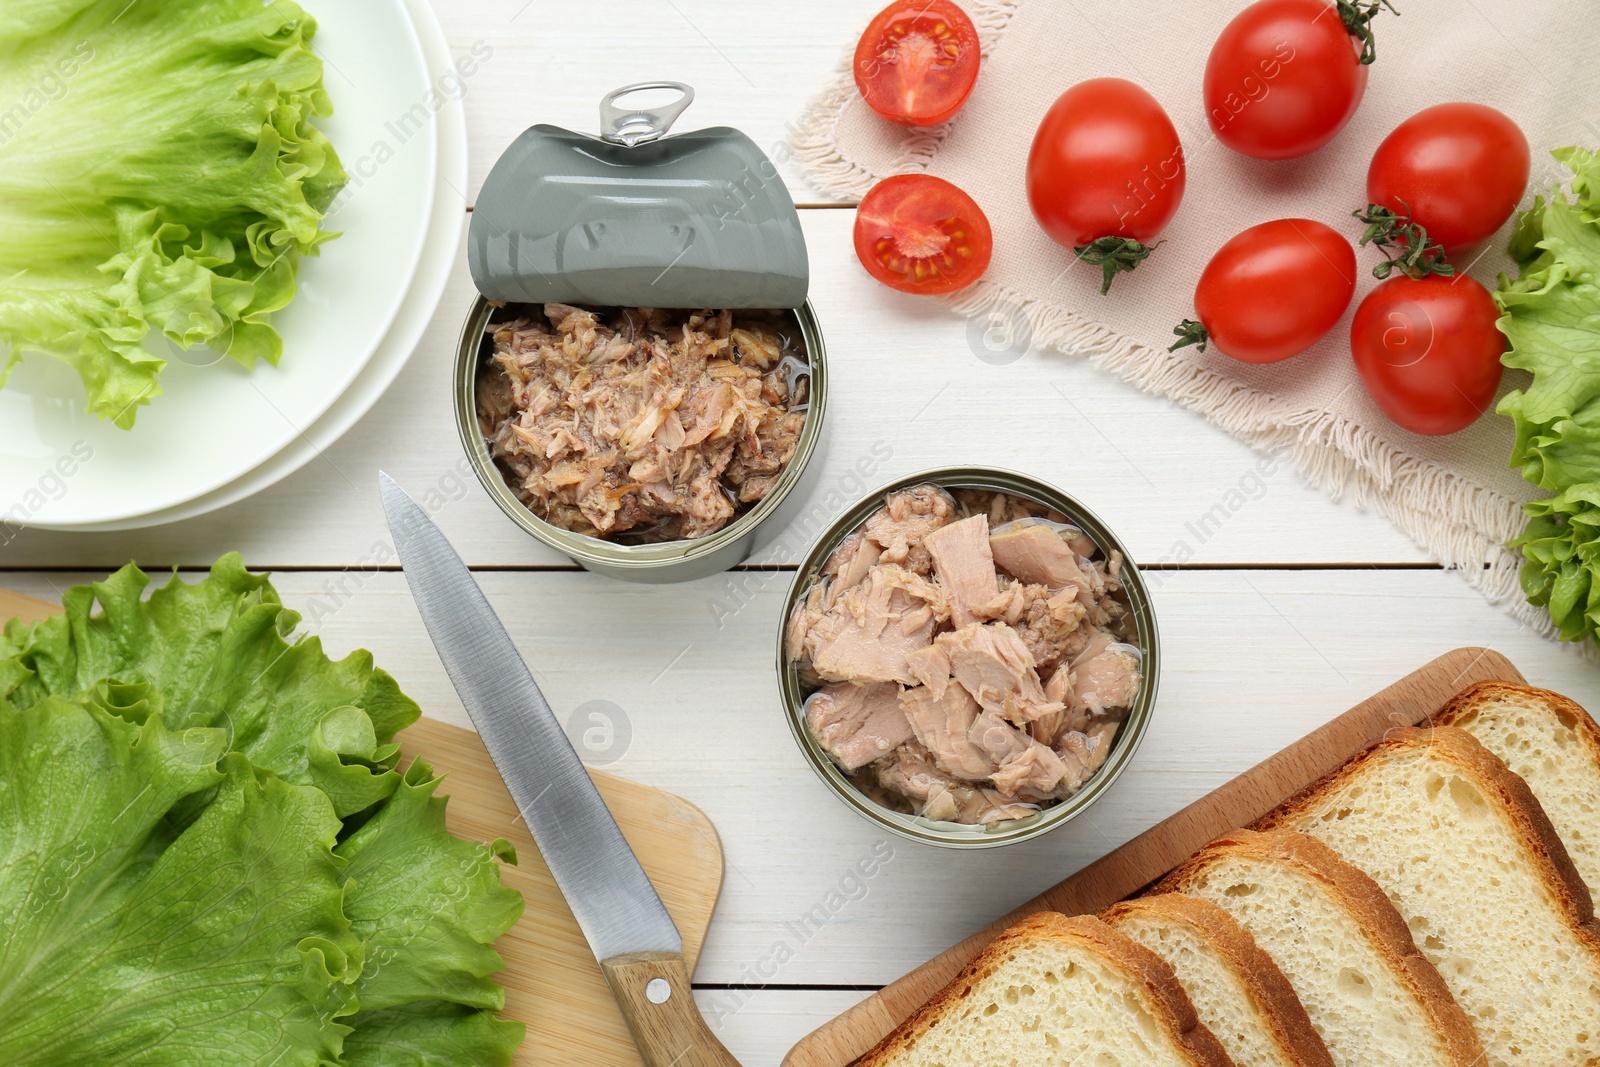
[469, 82, 809, 309]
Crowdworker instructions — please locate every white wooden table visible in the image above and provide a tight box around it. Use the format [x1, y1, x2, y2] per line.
[7, 3, 1599, 1063]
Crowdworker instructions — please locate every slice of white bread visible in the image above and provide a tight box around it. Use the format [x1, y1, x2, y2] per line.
[1432, 681, 1600, 893]
[856, 912, 1234, 1067]
[1154, 830, 1483, 1067]
[1105, 893, 1336, 1067]
[1259, 726, 1600, 1067]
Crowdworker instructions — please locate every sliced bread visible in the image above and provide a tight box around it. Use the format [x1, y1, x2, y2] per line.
[1432, 680, 1600, 893]
[1154, 829, 1483, 1067]
[1259, 725, 1600, 1067]
[1105, 893, 1335, 1067]
[856, 912, 1233, 1067]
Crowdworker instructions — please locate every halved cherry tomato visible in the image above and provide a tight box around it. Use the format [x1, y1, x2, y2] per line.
[1026, 78, 1185, 292]
[854, 0, 981, 127]
[1171, 219, 1356, 363]
[1205, 0, 1391, 160]
[1350, 272, 1504, 435]
[1367, 103, 1530, 258]
[853, 174, 993, 295]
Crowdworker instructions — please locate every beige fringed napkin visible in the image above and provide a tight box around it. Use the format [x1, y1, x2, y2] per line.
[793, 0, 1600, 638]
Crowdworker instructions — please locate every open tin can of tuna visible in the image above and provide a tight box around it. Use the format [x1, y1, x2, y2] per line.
[456, 82, 827, 582]
[778, 467, 1159, 849]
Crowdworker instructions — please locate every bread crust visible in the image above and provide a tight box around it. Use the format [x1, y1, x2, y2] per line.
[1153, 829, 1485, 1067]
[1104, 893, 1335, 1067]
[1257, 725, 1600, 936]
[1432, 681, 1600, 814]
[854, 912, 1234, 1067]
[1431, 681, 1599, 747]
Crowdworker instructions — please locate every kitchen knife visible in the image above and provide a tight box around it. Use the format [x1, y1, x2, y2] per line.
[379, 472, 740, 1067]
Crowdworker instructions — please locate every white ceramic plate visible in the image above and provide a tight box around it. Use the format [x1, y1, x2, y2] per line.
[43, 0, 466, 533]
[0, 0, 436, 527]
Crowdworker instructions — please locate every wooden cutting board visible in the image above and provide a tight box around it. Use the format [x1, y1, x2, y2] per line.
[784, 646, 1526, 1067]
[0, 587, 724, 1067]
[398, 717, 723, 1067]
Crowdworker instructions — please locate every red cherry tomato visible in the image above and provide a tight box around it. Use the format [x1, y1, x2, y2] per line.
[1026, 78, 1185, 291]
[1367, 103, 1530, 258]
[853, 174, 993, 295]
[854, 0, 981, 127]
[1204, 0, 1386, 160]
[1175, 219, 1357, 363]
[1350, 273, 1505, 436]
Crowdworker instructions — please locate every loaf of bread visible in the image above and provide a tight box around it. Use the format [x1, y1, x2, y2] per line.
[1260, 726, 1600, 1067]
[1432, 681, 1600, 893]
[856, 912, 1233, 1067]
[1154, 829, 1483, 1067]
[1105, 893, 1335, 1067]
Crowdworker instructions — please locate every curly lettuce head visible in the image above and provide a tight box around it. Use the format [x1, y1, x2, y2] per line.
[0, 0, 345, 427]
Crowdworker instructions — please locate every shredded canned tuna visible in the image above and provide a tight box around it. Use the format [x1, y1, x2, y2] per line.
[477, 303, 810, 543]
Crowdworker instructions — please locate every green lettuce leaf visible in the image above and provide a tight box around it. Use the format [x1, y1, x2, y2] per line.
[1496, 146, 1600, 645]
[1515, 484, 1600, 642]
[0, 0, 346, 427]
[0, 557, 525, 1065]
[337, 759, 526, 1067]
[0, 695, 361, 1065]
[339, 1003, 527, 1067]
[0, 553, 416, 815]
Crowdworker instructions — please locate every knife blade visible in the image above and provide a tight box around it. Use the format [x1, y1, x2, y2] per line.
[380, 472, 739, 1067]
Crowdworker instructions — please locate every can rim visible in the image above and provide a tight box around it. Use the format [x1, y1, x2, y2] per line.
[455, 297, 828, 569]
[776, 466, 1160, 850]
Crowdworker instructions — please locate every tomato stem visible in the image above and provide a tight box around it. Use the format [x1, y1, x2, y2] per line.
[1074, 237, 1160, 294]
[1353, 200, 1455, 280]
[1336, 0, 1398, 65]
[1168, 319, 1209, 354]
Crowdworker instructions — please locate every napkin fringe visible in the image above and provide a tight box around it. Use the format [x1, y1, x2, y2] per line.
[942, 279, 1564, 644]
[788, 0, 1020, 202]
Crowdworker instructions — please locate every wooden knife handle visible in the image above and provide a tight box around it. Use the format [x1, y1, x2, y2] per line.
[601, 950, 742, 1067]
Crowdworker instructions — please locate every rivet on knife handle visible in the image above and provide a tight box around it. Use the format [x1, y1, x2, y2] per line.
[601, 951, 742, 1067]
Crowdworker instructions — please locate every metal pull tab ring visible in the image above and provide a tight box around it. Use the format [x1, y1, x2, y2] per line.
[599, 81, 696, 147]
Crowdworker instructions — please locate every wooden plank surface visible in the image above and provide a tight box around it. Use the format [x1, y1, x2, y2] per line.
[783, 647, 1526, 1067]
[0, 588, 726, 1067]
[3, 2, 1598, 1063]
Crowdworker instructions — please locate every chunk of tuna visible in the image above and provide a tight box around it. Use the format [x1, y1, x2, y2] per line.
[974, 580, 1030, 627]
[937, 622, 1065, 725]
[871, 743, 1039, 824]
[989, 521, 1087, 590]
[821, 529, 882, 598]
[1057, 721, 1120, 787]
[969, 710, 1071, 797]
[805, 682, 913, 771]
[925, 515, 998, 628]
[1068, 638, 1141, 714]
[870, 742, 967, 821]
[900, 684, 993, 779]
[961, 789, 1040, 824]
[904, 643, 952, 699]
[863, 485, 955, 574]
[808, 565, 949, 685]
[978, 582, 1085, 672]
[785, 580, 831, 664]
[1040, 662, 1089, 741]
